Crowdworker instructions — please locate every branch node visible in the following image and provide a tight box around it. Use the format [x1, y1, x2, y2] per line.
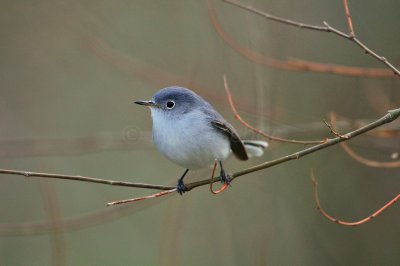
[323, 119, 349, 139]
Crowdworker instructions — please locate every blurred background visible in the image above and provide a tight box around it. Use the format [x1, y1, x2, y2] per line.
[1, 0, 400, 265]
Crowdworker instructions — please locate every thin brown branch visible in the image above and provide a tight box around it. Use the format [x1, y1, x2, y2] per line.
[0, 169, 175, 190]
[106, 189, 177, 206]
[206, 0, 395, 78]
[343, 0, 355, 36]
[223, 0, 400, 76]
[223, 0, 328, 32]
[311, 170, 400, 226]
[223, 75, 327, 144]
[323, 119, 349, 139]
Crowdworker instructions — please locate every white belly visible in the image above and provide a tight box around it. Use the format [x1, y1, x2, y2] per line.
[151, 109, 231, 169]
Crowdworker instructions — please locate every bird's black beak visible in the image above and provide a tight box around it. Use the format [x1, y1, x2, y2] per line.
[134, 100, 157, 107]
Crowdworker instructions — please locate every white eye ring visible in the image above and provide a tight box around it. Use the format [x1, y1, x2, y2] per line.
[166, 100, 175, 109]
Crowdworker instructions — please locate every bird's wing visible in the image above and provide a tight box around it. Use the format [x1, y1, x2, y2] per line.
[211, 120, 248, 161]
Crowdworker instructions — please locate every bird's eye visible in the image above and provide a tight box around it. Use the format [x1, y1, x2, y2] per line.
[166, 100, 175, 109]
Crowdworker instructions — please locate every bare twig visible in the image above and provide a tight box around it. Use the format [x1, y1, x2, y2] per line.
[223, 0, 328, 32]
[343, 0, 355, 37]
[311, 170, 400, 226]
[223, 0, 400, 76]
[323, 119, 349, 139]
[0, 169, 175, 190]
[206, 0, 395, 78]
[223, 76, 327, 144]
[106, 189, 177, 206]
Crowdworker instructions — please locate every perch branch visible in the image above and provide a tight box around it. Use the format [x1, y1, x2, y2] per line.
[0, 169, 175, 190]
[3, 94, 400, 202]
[183, 104, 400, 192]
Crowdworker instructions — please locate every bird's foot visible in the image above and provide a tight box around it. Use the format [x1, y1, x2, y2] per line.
[176, 179, 187, 195]
[218, 169, 232, 186]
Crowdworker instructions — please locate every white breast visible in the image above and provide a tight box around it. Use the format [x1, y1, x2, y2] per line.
[150, 109, 231, 169]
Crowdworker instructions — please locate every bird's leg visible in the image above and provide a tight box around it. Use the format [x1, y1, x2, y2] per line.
[218, 161, 232, 185]
[177, 169, 189, 195]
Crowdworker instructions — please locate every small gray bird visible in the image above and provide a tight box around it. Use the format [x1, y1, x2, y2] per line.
[135, 87, 268, 194]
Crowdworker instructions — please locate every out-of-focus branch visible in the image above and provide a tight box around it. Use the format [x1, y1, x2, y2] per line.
[221, 0, 400, 77]
[0, 131, 152, 158]
[1, 118, 400, 158]
[224, 75, 327, 144]
[206, 0, 396, 78]
[0, 199, 160, 236]
[39, 180, 66, 266]
[329, 113, 400, 168]
[340, 142, 400, 168]
[311, 170, 399, 226]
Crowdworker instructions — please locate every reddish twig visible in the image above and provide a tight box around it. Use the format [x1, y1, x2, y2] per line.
[209, 160, 229, 194]
[223, 75, 327, 144]
[323, 119, 349, 139]
[343, 0, 355, 37]
[223, 0, 400, 76]
[106, 188, 177, 206]
[311, 170, 399, 226]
